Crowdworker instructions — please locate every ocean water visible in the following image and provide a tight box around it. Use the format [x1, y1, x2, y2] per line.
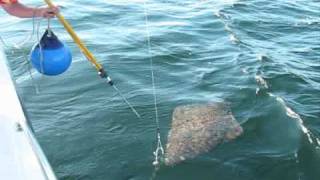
[1, 0, 319, 179]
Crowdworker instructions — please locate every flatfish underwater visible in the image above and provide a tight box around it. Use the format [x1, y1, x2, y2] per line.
[165, 102, 243, 166]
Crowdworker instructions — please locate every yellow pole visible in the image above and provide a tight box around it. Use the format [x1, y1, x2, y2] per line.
[44, 0, 104, 72]
[43, 0, 142, 118]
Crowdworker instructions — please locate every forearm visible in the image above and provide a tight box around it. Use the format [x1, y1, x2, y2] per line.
[1, 3, 40, 18]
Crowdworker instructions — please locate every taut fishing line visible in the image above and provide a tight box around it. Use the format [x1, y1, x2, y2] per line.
[142, 0, 165, 169]
[1, 4, 142, 118]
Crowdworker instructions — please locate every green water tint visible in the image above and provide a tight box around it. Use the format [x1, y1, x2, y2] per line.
[2, 0, 320, 179]
[111, 84, 141, 119]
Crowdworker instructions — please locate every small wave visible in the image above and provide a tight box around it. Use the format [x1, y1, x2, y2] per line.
[224, 24, 232, 32]
[214, 10, 221, 17]
[193, 0, 239, 9]
[212, 0, 239, 8]
[256, 53, 268, 61]
[108, 124, 127, 134]
[295, 17, 320, 26]
[15, 71, 38, 84]
[268, 93, 320, 147]
[229, 34, 240, 44]
[255, 75, 268, 89]
[105, 0, 145, 6]
[290, 47, 314, 53]
[241, 68, 248, 74]
[149, 21, 188, 27]
[210, 2, 242, 47]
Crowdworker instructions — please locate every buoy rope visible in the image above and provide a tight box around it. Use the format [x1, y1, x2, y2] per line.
[43, 0, 141, 118]
[0, 7, 38, 49]
[0, 9, 41, 93]
[36, 18, 45, 75]
[143, 0, 164, 167]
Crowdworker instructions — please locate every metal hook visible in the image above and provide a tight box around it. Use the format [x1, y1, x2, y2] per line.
[152, 133, 164, 166]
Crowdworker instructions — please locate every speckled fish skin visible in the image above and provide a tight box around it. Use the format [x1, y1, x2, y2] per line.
[165, 102, 243, 166]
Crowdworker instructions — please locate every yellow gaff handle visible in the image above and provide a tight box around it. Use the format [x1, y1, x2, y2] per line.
[43, 0, 105, 74]
[44, 0, 142, 118]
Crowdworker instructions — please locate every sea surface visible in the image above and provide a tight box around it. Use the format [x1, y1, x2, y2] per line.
[1, 0, 319, 179]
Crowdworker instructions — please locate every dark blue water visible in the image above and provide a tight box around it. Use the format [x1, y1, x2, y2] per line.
[1, 0, 320, 179]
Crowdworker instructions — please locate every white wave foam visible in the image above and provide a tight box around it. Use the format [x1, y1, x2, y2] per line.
[268, 93, 319, 145]
[296, 17, 320, 26]
[213, 10, 221, 17]
[229, 34, 239, 43]
[224, 24, 232, 32]
[291, 47, 313, 53]
[255, 75, 268, 89]
[241, 68, 248, 74]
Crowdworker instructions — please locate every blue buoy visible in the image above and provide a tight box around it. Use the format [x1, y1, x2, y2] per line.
[30, 29, 72, 76]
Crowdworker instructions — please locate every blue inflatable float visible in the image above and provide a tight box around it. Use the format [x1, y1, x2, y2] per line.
[30, 29, 72, 76]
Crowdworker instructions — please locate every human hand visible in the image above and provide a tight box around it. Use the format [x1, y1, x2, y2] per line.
[37, 6, 59, 18]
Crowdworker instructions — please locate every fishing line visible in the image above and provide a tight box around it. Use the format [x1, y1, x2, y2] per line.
[0, 36, 10, 49]
[33, 18, 141, 117]
[0, 9, 42, 93]
[0, 7, 38, 49]
[42, 0, 141, 118]
[2, 4, 142, 119]
[28, 7, 46, 94]
[111, 85, 141, 119]
[12, 15, 36, 49]
[36, 17, 45, 84]
[143, 0, 164, 168]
